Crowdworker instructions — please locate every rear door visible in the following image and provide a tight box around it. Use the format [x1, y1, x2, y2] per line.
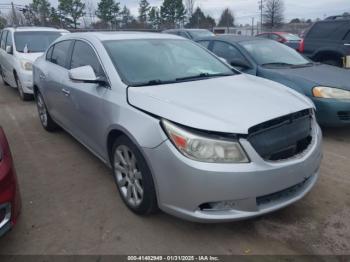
[43, 40, 74, 129]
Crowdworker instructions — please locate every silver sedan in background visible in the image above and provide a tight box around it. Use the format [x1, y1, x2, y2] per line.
[33, 32, 322, 222]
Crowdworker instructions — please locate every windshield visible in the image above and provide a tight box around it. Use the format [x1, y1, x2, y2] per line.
[241, 40, 310, 66]
[280, 33, 301, 41]
[188, 30, 215, 39]
[14, 31, 62, 53]
[104, 39, 235, 86]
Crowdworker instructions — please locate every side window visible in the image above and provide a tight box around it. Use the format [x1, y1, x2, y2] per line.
[212, 41, 247, 64]
[197, 41, 210, 49]
[5, 32, 13, 48]
[51, 40, 72, 68]
[1, 31, 8, 50]
[270, 34, 281, 41]
[179, 31, 190, 39]
[307, 21, 347, 39]
[46, 45, 54, 61]
[70, 40, 104, 77]
[257, 34, 269, 39]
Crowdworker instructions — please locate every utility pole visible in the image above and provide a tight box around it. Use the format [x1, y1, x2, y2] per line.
[259, 0, 264, 33]
[251, 17, 255, 36]
[11, 2, 18, 26]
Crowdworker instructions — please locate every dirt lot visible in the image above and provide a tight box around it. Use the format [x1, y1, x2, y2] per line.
[0, 82, 349, 255]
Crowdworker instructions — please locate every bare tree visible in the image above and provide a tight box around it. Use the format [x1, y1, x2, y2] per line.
[4, 10, 26, 26]
[185, 0, 196, 17]
[84, 0, 96, 26]
[263, 0, 284, 28]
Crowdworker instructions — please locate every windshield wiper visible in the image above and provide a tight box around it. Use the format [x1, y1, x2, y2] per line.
[261, 62, 294, 67]
[131, 79, 177, 87]
[131, 72, 234, 87]
[175, 72, 233, 82]
[291, 62, 314, 68]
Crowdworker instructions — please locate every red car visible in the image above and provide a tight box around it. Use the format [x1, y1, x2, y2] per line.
[0, 126, 21, 236]
[256, 32, 302, 50]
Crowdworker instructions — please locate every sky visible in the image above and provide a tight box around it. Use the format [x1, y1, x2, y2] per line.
[2, 0, 350, 24]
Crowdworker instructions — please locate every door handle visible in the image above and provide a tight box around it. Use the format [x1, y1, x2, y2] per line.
[344, 43, 350, 46]
[62, 88, 70, 96]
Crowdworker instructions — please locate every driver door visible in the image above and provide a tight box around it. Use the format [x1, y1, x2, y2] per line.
[211, 41, 255, 74]
[65, 40, 109, 157]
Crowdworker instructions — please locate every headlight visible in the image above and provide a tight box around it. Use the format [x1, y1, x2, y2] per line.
[161, 120, 249, 163]
[20, 60, 33, 71]
[313, 86, 350, 99]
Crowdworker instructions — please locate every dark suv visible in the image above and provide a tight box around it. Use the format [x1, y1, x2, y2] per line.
[299, 15, 350, 68]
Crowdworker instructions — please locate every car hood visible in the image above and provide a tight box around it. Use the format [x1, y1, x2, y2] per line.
[266, 64, 350, 91]
[128, 74, 313, 134]
[15, 52, 43, 63]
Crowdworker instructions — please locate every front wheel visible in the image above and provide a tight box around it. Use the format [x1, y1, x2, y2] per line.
[15, 76, 32, 101]
[321, 58, 343, 67]
[112, 135, 158, 215]
[0, 67, 9, 86]
[35, 92, 59, 132]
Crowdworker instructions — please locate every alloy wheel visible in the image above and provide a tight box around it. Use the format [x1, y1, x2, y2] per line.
[114, 145, 144, 207]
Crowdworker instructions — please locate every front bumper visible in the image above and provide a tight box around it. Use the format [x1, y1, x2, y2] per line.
[143, 123, 322, 222]
[0, 203, 11, 237]
[17, 70, 34, 94]
[313, 98, 350, 127]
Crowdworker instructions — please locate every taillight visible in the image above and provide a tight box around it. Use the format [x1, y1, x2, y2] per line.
[298, 39, 305, 53]
[280, 38, 287, 43]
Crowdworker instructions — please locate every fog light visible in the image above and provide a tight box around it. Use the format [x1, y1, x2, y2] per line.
[200, 200, 237, 211]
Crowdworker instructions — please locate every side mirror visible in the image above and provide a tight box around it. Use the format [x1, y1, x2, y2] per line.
[230, 59, 251, 70]
[6, 45, 13, 55]
[69, 65, 107, 85]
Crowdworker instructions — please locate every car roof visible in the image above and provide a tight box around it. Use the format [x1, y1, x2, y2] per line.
[163, 29, 210, 32]
[59, 31, 183, 41]
[4, 26, 68, 32]
[196, 34, 265, 43]
[259, 31, 293, 34]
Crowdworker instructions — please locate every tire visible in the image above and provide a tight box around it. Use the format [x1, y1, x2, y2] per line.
[112, 135, 158, 215]
[320, 58, 342, 67]
[15, 75, 33, 101]
[0, 67, 9, 86]
[35, 91, 59, 132]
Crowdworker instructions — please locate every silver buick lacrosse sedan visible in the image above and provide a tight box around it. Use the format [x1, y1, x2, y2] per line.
[33, 32, 322, 222]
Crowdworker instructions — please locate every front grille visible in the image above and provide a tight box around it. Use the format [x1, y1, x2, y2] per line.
[248, 109, 313, 161]
[257, 177, 310, 206]
[0, 208, 5, 223]
[338, 111, 350, 121]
